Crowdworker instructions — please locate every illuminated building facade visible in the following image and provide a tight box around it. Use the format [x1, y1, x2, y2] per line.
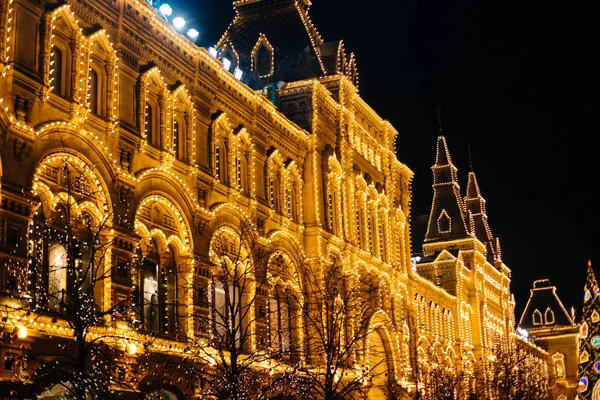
[0, 0, 547, 397]
[519, 279, 579, 399]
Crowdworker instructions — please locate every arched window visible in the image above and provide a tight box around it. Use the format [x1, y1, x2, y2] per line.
[532, 309, 542, 325]
[88, 68, 99, 114]
[50, 47, 63, 95]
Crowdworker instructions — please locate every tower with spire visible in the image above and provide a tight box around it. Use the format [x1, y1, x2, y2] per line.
[415, 113, 514, 376]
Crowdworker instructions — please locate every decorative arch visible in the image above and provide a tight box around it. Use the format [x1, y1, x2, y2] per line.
[170, 84, 196, 162]
[30, 151, 114, 313]
[266, 148, 284, 213]
[232, 127, 254, 196]
[209, 112, 235, 184]
[42, 5, 84, 98]
[84, 29, 118, 121]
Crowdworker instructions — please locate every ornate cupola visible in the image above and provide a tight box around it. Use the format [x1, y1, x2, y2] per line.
[424, 123, 469, 243]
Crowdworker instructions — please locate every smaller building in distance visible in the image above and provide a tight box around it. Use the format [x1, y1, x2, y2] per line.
[519, 278, 579, 399]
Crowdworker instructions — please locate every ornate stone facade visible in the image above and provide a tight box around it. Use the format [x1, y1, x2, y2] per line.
[0, 0, 547, 398]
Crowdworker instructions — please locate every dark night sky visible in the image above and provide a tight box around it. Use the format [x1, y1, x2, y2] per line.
[172, 0, 599, 320]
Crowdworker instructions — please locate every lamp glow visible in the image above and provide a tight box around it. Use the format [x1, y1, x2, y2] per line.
[127, 343, 137, 355]
[186, 29, 199, 40]
[172, 17, 186, 30]
[222, 57, 231, 71]
[17, 326, 27, 339]
[159, 3, 172, 17]
[234, 68, 243, 80]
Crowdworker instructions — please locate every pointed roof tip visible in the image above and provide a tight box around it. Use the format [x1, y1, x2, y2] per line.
[436, 104, 444, 136]
[435, 135, 451, 166]
[468, 143, 473, 172]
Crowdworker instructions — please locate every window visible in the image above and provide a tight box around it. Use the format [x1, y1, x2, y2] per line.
[438, 210, 451, 233]
[552, 353, 565, 379]
[356, 210, 362, 248]
[327, 193, 335, 232]
[211, 278, 241, 349]
[256, 46, 272, 78]
[236, 157, 242, 189]
[215, 145, 222, 182]
[269, 176, 279, 211]
[368, 215, 374, 253]
[545, 307, 555, 325]
[138, 240, 177, 337]
[285, 188, 292, 218]
[50, 47, 63, 95]
[88, 69, 99, 114]
[145, 103, 154, 144]
[269, 289, 292, 356]
[532, 309, 542, 325]
[48, 242, 68, 311]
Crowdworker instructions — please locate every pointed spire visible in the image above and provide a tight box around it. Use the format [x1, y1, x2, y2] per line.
[468, 143, 473, 171]
[436, 104, 443, 136]
[464, 155, 501, 262]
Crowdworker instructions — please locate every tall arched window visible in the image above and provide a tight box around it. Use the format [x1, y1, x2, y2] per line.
[50, 47, 63, 95]
[214, 144, 224, 182]
[269, 287, 292, 356]
[145, 103, 155, 145]
[269, 175, 280, 212]
[88, 68, 99, 114]
[140, 240, 160, 334]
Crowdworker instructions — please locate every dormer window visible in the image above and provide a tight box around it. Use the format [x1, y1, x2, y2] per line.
[438, 210, 451, 234]
[545, 307, 555, 325]
[252, 34, 274, 81]
[532, 309, 542, 325]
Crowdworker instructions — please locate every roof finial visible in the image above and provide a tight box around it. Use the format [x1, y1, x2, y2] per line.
[468, 143, 473, 171]
[436, 104, 443, 136]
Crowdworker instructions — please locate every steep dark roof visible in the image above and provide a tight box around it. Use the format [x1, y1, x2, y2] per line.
[518, 279, 575, 330]
[424, 136, 470, 242]
[216, 0, 357, 88]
